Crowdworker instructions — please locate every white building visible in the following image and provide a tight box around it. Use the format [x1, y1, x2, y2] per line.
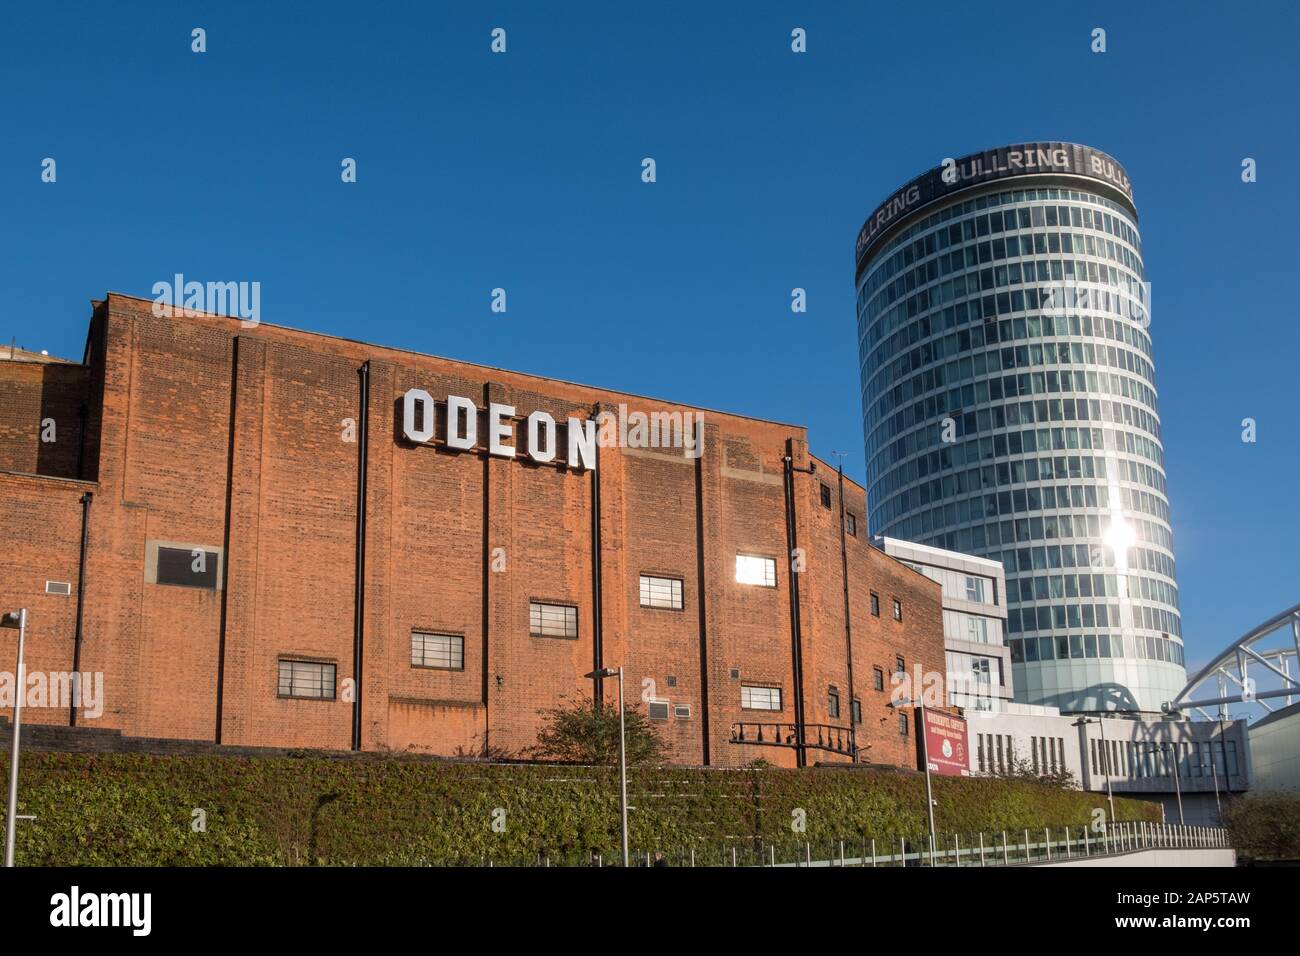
[877, 536, 1011, 712]
[966, 706, 1248, 824]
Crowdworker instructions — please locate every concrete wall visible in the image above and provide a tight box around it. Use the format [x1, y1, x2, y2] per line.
[1040, 847, 1235, 867]
[1248, 702, 1300, 792]
[966, 708, 1250, 816]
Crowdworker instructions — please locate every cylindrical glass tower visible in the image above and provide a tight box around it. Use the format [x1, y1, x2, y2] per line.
[855, 143, 1185, 714]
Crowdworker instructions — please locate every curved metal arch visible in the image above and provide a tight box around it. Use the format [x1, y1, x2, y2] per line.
[1165, 603, 1300, 715]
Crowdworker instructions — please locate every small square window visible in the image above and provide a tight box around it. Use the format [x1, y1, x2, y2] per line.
[411, 632, 464, 670]
[648, 700, 670, 721]
[640, 574, 684, 610]
[870, 593, 880, 616]
[741, 685, 782, 711]
[156, 545, 219, 589]
[278, 660, 336, 700]
[530, 602, 578, 639]
[735, 554, 776, 587]
[666, 675, 677, 688]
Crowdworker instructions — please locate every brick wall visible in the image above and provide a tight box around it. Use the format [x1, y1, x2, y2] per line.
[0, 361, 90, 479]
[0, 294, 949, 769]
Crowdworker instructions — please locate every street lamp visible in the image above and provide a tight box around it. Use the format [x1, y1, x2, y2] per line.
[2, 609, 27, 868]
[1073, 715, 1116, 825]
[1204, 727, 1223, 822]
[1149, 739, 1184, 825]
[890, 695, 935, 863]
[585, 666, 628, 867]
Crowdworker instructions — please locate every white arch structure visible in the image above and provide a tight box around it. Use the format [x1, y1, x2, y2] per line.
[1164, 603, 1300, 719]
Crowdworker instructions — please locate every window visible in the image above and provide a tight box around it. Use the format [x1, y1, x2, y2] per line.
[828, 687, 840, 719]
[647, 700, 670, 721]
[639, 574, 684, 610]
[530, 601, 578, 638]
[673, 703, 691, 719]
[735, 554, 776, 587]
[851, 699, 862, 724]
[873, 667, 884, 691]
[965, 576, 986, 602]
[892, 599, 903, 621]
[741, 685, 782, 711]
[895, 655, 906, 676]
[278, 660, 336, 700]
[846, 512, 858, 537]
[898, 712, 909, 736]
[156, 545, 219, 589]
[411, 632, 464, 670]
[870, 593, 880, 616]
[820, 483, 832, 508]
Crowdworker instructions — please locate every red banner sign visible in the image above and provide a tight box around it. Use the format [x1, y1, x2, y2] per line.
[922, 710, 969, 777]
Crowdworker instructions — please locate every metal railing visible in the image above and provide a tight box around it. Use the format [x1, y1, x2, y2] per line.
[756, 822, 1232, 867]
[728, 721, 855, 756]
[472, 822, 1231, 867]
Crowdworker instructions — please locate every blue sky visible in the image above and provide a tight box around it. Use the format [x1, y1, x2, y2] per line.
[3, 1, 1297, 686]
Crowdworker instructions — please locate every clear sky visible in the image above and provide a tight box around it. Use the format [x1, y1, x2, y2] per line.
[3, 1, 1297, 690]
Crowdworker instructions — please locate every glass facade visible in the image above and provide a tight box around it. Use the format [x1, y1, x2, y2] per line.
[856, 154, 1185, 713]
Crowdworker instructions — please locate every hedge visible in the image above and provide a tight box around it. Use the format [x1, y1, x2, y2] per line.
[1, 751, 1161, 866]
[1221, 791, 1300, 863]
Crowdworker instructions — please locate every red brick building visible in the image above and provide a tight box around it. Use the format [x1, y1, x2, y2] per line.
[0, 294, 945, 768]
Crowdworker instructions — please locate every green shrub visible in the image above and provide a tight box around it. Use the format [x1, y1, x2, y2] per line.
[1222, 791, 1300, 863]
[0, 750, 1160, 866]
[528, 695, 666, 766]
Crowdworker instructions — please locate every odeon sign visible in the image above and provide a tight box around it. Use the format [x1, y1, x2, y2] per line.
[401, 388, 598, 471]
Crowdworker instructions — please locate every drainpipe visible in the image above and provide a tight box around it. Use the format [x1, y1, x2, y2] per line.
[782, 442, 815, 768]
[836, 463, 858, 761]
[590, 409, 604, 707]
[693, 453, 711, 765]
[351, 362, 370, 751]
[69, 491, 92, 726]
[216, 337, 240, 743]
[480, 404, 491, 751]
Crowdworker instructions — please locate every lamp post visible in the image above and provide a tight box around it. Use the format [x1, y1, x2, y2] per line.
[1164, 740, 1185, 825]
[585, 666, 628, 867]
[2, 609, 27, 868]
[892, 696, 935, 862]
[1205, 728, 1223, 822]
[1074, 715, 1116, 825]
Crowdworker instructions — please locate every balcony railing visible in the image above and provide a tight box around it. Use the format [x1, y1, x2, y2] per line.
[729, 721, 856, 757]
